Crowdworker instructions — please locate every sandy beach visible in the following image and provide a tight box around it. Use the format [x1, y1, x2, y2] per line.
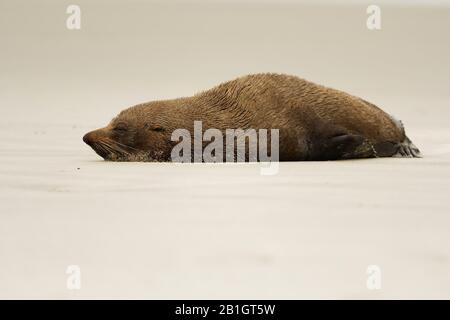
[0, 0, 449, 299]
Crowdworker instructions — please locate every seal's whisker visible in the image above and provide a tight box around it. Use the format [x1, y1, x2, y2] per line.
[105, 138, 140, 152]
[99, 140, 117, 152]
[99, 141, 127, 158]
[92, 142, 109, 158]
[100, 143, 118, 156]
[102, 141, 130, 156]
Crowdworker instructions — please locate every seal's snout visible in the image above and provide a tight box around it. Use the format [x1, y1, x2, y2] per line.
[83, 131, 94, 146]
[83, 129, 104, 146]
[83, 128, 111, 160]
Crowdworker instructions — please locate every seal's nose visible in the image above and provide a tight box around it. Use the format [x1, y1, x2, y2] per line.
[83, 131, 94, 145]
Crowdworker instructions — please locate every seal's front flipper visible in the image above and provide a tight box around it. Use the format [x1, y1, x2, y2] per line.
[332, 134, 377, 160]
[310, 134, 375, 160]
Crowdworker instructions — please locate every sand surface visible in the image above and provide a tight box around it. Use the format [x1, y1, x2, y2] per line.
[0, 1, 449, 299]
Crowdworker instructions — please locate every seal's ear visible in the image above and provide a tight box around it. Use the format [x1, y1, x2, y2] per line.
[144, 123, 165, 132]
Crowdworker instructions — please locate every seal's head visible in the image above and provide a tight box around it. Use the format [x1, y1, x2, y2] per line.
[83, 104, 172, 161]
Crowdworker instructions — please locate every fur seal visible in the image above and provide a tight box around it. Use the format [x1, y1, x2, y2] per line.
[83, 73, 421, 161]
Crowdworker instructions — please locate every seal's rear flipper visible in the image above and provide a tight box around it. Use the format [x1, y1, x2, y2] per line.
[372, 138, 422, 158]
[391, 136, 422, 158]
[311, 134, 422, 160]
[383, 116, 422, 158]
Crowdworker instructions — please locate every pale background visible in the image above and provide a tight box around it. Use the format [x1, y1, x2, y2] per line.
[0, 0, 449, 299]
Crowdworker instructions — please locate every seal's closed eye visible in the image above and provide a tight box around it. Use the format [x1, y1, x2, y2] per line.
[113, 122, 128, 132]
[152, 126, 164, 132]
[144, 123, 165, 132]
